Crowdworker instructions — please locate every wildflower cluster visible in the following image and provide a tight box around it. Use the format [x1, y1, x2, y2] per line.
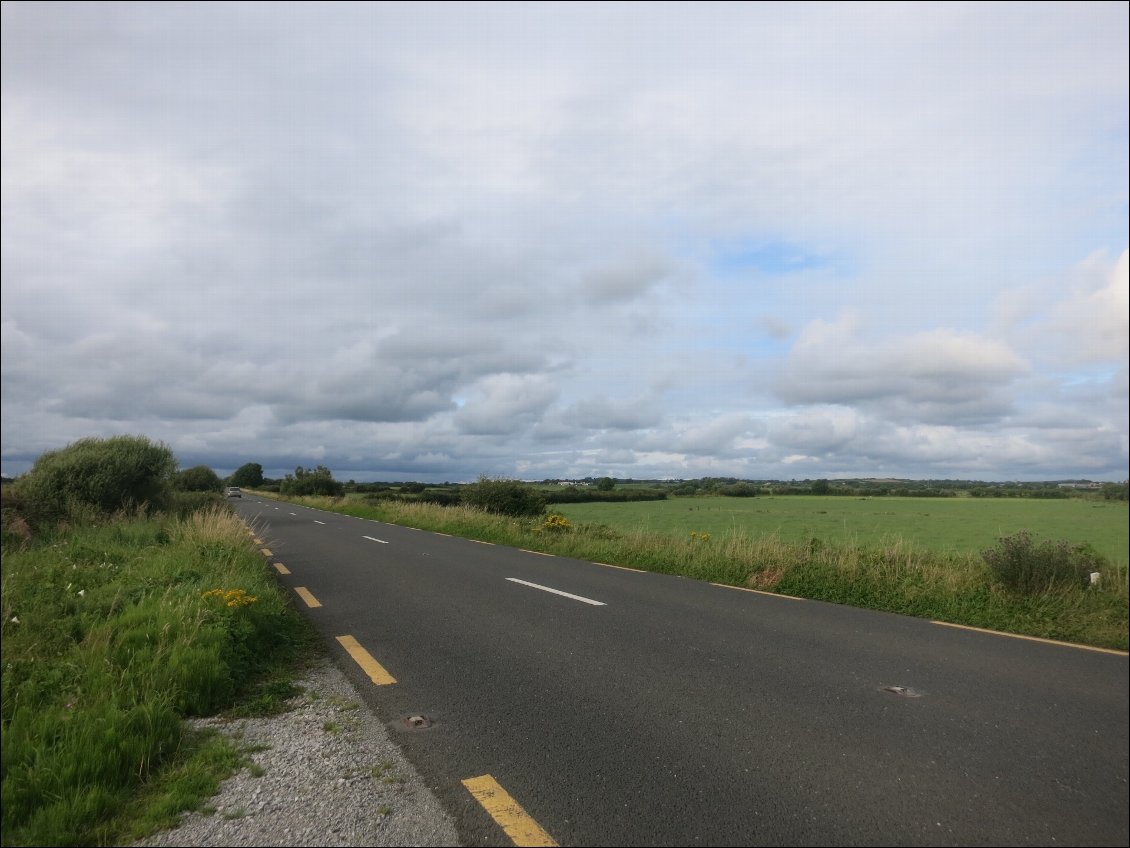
[689, 531, 712, 542]
[201, 588, 259, 608]
[542, 514, 573, 532]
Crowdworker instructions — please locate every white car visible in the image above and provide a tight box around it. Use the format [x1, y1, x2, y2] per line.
[225, 486, 242, 498]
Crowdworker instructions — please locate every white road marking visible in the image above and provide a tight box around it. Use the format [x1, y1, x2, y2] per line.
[363, 535, 389, 544]
[505, 578, 605, 606]
[314, 520, 326, 525]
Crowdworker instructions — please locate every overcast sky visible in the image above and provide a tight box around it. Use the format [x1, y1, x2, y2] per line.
[2, 2, 1127, 483]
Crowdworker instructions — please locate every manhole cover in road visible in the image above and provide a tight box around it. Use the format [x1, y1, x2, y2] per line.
[881, 685, 923, 698]
[402, 714, 433, 729]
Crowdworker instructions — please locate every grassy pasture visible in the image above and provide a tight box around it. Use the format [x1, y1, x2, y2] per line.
[552, 495, 1129, 568]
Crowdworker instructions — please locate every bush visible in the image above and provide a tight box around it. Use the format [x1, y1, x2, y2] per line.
[416, 490, 462, 507]
[543, 488, 667, 504]
[462, 476, 545, 517]
[981, 531, 1106, 593]
[542, 513, 572, 532]
[176, 465, 222, 492]
[16, 435, 177, 520]
[718, 482, 759, 497]
[280, 465, 344, 497]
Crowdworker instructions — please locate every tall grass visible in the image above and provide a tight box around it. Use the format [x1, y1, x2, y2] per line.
[276, 493, 1129, 651]
[1, 504, 312, 846]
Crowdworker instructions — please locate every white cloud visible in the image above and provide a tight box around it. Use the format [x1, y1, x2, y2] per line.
[454, 374, 559, 436]
[1047, 249, 1129, 363]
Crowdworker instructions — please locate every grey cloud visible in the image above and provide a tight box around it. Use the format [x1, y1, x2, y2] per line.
[777, 324, 1029, 425]
[580, 255, 673, 305]
[562, 394, 662, 431]
[669, 414, 761, 456]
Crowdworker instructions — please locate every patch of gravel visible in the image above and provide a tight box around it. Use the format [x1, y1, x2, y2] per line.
[133, 658, 461, 847]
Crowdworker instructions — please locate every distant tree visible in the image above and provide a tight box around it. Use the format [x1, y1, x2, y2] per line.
[1102, 482, 1128, 501]
[595, 476, 615, 491]
[281, 465, 343, 497]
[810, 479, 831, 495]
[230, 462, 264, 489]
[176, 465, 222, 492]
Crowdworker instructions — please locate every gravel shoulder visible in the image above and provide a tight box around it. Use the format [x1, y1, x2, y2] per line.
[133, 657, 461, 848]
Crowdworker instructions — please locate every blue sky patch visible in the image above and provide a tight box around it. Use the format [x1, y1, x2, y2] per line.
[710, 239, 832, 276]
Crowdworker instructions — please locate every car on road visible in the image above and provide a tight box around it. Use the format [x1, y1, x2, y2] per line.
[225, 486, 242, 498]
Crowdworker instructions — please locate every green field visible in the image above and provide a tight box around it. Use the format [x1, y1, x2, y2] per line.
[553, 496, 1129, 568]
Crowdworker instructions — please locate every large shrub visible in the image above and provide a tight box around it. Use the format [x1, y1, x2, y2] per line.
[981, 531, 1106, 593]
[176, 465, 223, 492]
[280, 465, 344, 497]
[463, 476, 545, 517]
[17, 435, 177, 518]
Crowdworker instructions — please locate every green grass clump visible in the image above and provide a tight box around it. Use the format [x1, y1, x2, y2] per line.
[1, 504, 314, 846]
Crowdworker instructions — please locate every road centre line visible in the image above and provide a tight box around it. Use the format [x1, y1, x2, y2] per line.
[506, 578, 605, 606]
[336, 635, 397, 685]
[362, 535, 389, 544]
[314, 520, 326, 525]
[461, 774, 558, 847]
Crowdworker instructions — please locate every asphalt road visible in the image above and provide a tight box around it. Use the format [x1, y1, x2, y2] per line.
[233, 497, 1129, 847]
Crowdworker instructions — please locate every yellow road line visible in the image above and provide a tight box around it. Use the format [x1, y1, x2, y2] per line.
[253, 537, 263, 544]
[592, 561, 646, 573]
[294, 586, 322, 608]
[273, 563, 291, 575]
[461, 774, 557, 847]
[931, 620, 1129, 655]
[260, 547, 272, 557]
[335, 635, 397, 684]
[710, 582, 808, 601]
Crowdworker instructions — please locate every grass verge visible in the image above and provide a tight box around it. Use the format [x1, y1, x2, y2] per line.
[1, 504, 318, 847]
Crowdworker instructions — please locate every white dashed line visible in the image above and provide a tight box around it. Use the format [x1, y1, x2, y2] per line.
[505, 578, 605, 606]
